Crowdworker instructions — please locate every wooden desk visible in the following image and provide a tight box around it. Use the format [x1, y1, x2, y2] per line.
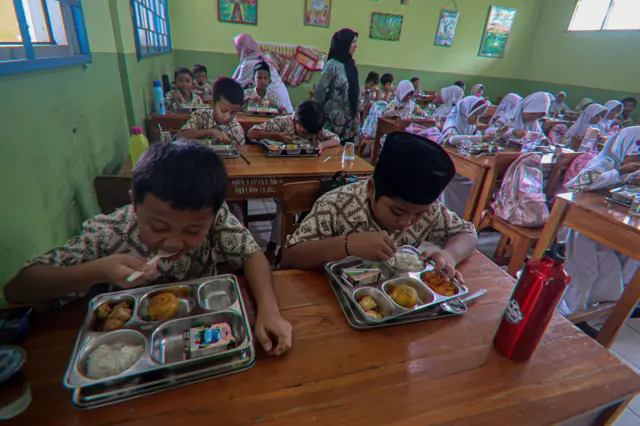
[372, 117, 436, 165]
[415, 95, 434, 108]
[442, 145, 489, 223]
[533, 192, 640, 349]
[543, 117, 574, 134]
[11, 253, 640, 425]
[117, 145, 374, 201]
[146, 113, 272, 142]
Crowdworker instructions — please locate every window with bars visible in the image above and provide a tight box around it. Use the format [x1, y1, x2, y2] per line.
[568, 0, 640, 31]
[130, 0, 171, 60]
[0, 0, 90, 75]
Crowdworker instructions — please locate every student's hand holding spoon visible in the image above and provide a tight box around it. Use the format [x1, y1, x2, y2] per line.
[346, 232, 397, 262]
[94, 254, 158, 288]
[209, 129, 230, 143]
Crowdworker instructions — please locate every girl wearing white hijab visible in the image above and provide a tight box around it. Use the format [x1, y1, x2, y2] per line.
[549, 91, 573, 115]
[598, 100, 624, 135]
[489, 93, 522, 126]
[565, 103, 607, 141]
[471, 84, 485, 97]
[381, 80, 426, 118]
[575, 97, 594, 113]
[560, 127, 640, 314]
[504, 91, 552, 137]
[438, 96, 493, 216]
[434, 85, 464, 118]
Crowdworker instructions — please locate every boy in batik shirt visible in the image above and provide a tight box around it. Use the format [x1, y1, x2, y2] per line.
[177, 78, 245, 145]
[165, 67, 204, 113]
[243, 61, 286, 114]
[192, 64, 213, 102]
[281, 132, 477, 282]
[5, 142, 291, 356]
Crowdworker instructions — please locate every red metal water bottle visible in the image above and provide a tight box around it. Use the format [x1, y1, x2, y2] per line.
[493, 242, 570, 361]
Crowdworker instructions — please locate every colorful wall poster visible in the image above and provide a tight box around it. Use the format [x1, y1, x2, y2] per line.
[304, 0, 331, 27]
[478, 5, 517, 58]
[218, 0, 258, 25]
[369, 12, 403, 41]
[434, 9, 460, 47]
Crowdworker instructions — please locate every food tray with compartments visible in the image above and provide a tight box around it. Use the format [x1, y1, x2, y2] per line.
[245, 105, 279, 116]
[261, 140, 321, 157]
[179, 105, 212, 114]
[63, 275, 254, 408]
[325, 246, 470, 328]
[191, 140, 239, 159]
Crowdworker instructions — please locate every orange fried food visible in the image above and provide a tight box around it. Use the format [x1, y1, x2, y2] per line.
[147, 292, 180, 320]
[421, 271, 458, 297]
[391, 285, 419, 308]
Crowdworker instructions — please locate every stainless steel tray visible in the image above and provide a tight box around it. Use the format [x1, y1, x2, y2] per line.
[325, 246, 470, 327]
[261, 140, 320, 157]
[63, 276, 254, 402]
[187, 140, 238, 158]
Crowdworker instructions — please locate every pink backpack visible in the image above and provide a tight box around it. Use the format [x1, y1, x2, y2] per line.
[491, 153, 549, 227]
[560, 153, 595, 192]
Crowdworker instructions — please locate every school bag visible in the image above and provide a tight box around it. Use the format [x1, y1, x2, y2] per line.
[560, 153, 595, 192]
[491, 153, 549, 227]
[360, 101, 388, 139]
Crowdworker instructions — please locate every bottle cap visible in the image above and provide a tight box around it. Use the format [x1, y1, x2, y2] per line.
[153, 80, 162, 87]
[131, 127, 144, 135]
[544, 242, 566, 262]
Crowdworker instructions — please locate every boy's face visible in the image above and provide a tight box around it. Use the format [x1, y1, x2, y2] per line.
[383, 82, 393, 92]
[133, 193, 215, 259]
[412, 80, 420, 92]
[293, 120, 314, 140]
[214, 97, 242, 124]
[623, 101, 637, 114]
[367, 181, 431, 232]
[254, 70, 270, 90]
[176, 73, 193, 92]
[557, 94, 566, 103]
[194, 72, 207, 85]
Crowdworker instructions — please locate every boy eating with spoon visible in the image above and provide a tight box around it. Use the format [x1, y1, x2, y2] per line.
[5, 142, 292, 356]
[280, 132, 477, 282]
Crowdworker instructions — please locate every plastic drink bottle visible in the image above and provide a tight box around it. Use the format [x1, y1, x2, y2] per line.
[129, 127, 149, 166]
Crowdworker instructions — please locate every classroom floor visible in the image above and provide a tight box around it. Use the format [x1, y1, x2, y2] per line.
[246, 200, 640, 423]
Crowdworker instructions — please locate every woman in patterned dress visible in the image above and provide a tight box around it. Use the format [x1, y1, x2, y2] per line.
[314, 28, 361, 142]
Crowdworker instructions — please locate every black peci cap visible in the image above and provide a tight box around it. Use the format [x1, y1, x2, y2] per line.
[374, 132, 455, 205]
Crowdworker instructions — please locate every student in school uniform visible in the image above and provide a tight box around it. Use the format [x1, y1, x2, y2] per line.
[362, 71, 382, 103]
[247, 101, 340, 261]
[503, 91, 552, 138]
[192, 64, 213, 102]
[489, 93, 522, 127]
[560, 127, 640, 316]
[454, 80, 466, 94]
[410, 77, 423, 96]
[438, 96, 494, 216]
[381, 80, 427, 119]
[4, 142, 293, 355]
[177, 78, 245, 145]
[565, 103, 607, 147]
[280, 132, 478, 279]
[243, 61, 286, 114]
[232, 33, 293, 113]
[433, 85, 464, 118]
[575, 97, 595, 113]
[380, 73, 395, 101]
[617, 97, 637, 128]
[549, 91, 573, 116]
[165, 68, 204, 113]
[471, 84, 485, 98]
[599, 100, 624, 134]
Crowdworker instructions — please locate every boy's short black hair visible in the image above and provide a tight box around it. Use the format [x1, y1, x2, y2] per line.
[622, 97, 638, 106]
[454, 80, 465, 88]
[174, 67, 193, 80]
[295, 100, 326, 135]
[365, 71, 380, 84]
[410, 77, 420, 83]
[381, 73, 394, 85]
[192, 64, 208, 75]
[213, 77, 244, 105]
[133, 141, 227, 213]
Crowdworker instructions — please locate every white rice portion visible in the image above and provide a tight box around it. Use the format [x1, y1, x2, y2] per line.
[391, 252, 424, 272]
[86, 343, 144, 379]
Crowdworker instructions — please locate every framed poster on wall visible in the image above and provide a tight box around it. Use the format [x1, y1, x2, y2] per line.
[434, 9, 460, 47]
[218, 0, 258, 25]
[478, 5, 517, 58]
[304, 0, 331, 27]
[370, 12, 403, 41]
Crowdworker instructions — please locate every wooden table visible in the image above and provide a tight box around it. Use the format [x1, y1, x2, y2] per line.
[372, 117, 436, 165]
[118, 145, 374, 201]
[533, 191, 640, 349]
[146, 113, 272, 142]
[543, 117, 575, 134]
[11, 253, 640, 425]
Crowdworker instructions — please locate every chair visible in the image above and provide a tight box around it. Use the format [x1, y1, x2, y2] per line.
[94, 176, 132, 214]
[480, 105, 498, 124]
[357, 102, 374, 158]
[478, 152, 580, 277]
[280, 181, 323, 247]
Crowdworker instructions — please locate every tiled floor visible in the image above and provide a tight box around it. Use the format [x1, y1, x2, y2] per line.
[245, 201, 640, 423]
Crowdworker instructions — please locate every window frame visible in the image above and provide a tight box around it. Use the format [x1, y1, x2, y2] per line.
[0, 0, 91, 76]
[568, 0, 640, 32]
[130, 0, 172, 61]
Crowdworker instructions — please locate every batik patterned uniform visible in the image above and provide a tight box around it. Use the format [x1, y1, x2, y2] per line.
[243, 88, 284, 113]
[164, 90, 204, 113]
[180, 109, 246, 145]
[250, 115, 340, 146]
[285, 180, 476, 248]
[193, 82, 213, 100]
[26, 203, 260, 284]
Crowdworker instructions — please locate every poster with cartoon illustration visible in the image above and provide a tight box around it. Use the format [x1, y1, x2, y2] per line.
[434, 9, 459, 47]
[218, 0, 258, 25]
[479, 5, 517, 58]
[304, 0, 331, 27]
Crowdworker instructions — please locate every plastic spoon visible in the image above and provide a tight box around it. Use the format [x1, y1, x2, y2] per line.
[441, 289, 488, 314]
[125, 250, 179, 283]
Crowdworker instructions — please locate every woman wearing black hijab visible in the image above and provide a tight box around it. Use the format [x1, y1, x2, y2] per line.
[315, 28, 361, 141]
